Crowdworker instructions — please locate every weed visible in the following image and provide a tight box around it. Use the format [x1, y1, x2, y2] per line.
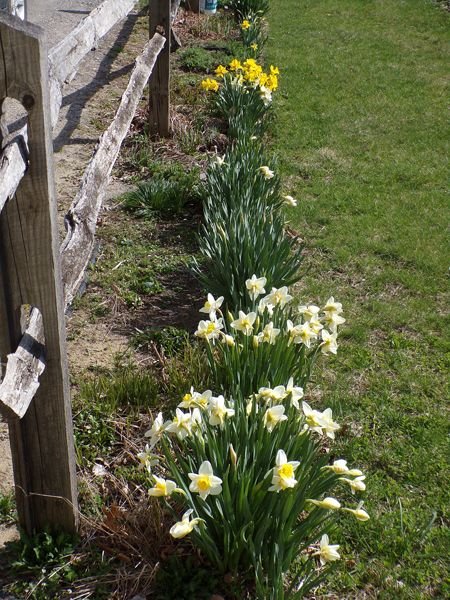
[178, 46, 231, 74]
[131, 325, 190, 357]
[0, 491, 16, 525]
[153, 555, 221, 600]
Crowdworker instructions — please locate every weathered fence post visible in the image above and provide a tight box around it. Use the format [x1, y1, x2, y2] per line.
[0, 13, 78, 533]
[149, 0, 171, 137]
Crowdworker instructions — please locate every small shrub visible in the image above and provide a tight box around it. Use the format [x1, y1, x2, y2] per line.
[122, 166, 203, 218]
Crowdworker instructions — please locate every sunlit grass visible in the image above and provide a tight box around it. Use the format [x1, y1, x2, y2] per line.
[268, 0, 449, 597]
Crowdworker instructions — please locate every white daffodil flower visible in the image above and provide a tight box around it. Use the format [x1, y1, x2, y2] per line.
[137, 444, 159, 472]
[258, 385, 286, 405]
[308, 317, 324, 335]
[207, 395, 235, 427]
[148, 475, 183, 497]
[323, 459, 350, 474]
[257, 321, 280, 345]
[283, 194, 297, 207]
[144, 412, 166, 447]
[319, 408, 340, 439]
[286, 377, 304, 409]
[188, 461, 223, 500]
[315, 534, 341, 565]
[269, 449, 300, 493]
[259, 165, 275, 179]
[199, 293, 224, 319]
[320, 329, 339, 355]
[298, 304, 320, 321]
[262, 286, 293, 309]
[322, 297, 343, 315]
[259, 85, 273, 106]
[302, 402, 326, 435]
[170, 509, 204, 539]
[214, 155, 226, 166]
[165, 408, 201, 440]
[246, 274, 267, 300]
[340, 475, 366, 494]
[308, 497, 341, 510]
[178, 388, 212, 410]
[222, 333, 236, 347]
[230, 310, 257, 336]
[343, 507, 370, 521]
[323, 311, 346, 333]
[195, 317, 224, 342]
[263, 405, 288, 432]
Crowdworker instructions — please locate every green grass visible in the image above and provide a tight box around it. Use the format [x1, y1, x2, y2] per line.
[267, 1, 449, 597]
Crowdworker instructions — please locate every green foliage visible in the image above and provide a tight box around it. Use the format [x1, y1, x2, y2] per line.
[122, 166, 203, 218]
[240, 12, 267, 55]
[131, 325, 190, 357]
[195, 139, 302, 310]
[267, 0, 450, 596]
[213, 73, 273, 139]
[5, 531, 112, 600]
[153, 556, 220, 599]
[179, 46, 231, 73]
[227, 0, 271, 19]
[0, 491, 16, 525]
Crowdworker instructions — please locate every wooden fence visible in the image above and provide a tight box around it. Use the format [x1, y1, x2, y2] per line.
[0, 0, 184, 534]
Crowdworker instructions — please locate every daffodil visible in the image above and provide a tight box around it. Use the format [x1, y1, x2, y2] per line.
[270, 65, 280, 76]
[262, 286, 293, 309]
[263, 405, 288, 432]
[268, 449, 300, 492]
[322, 296, 343, 315]
[222, 333, 236, 347]
[287, 321, 317, 347]
[170, 509, 204, 539]
[258, 165, 275, 179]
[165, 408, 201, 440]
[259, 86, 272, 106]
[323, 311, 346, 332]
[250, 42, 258, 51]
[257, 321, 280, 345]
[323, 459, 350, 474]
[199, 293, 224, 319]
[319, 408, 340, 439]
[308, 497, 341, 510]
[214, 154, 226, 166]
[343, 507, 370, 521]
[245, 274, 267, 300]
[302, 401, 325, 435]
[258, 385, 286, 404]
[178, 388, 212, 410]
[285, 377, 304, 409]
[320, 329, 338, 355]
[137, 444, 159, 472]
[148, 475, 183, 497]
[298, 304, 320, 321]
[241, 19, 251, 29]
[283, 194, 297, 207]
[207, 395, 235, 426]
[231, 310, 257, 336]
[314, 534, 340, 565]
[189, 461, 222, 500]
[229, 58, 242, 71]
[201, 77, 219, 92]
[340, 475, 366, 494]
[214, 64, 228, 78]
[195, 317, 224, 342]
[144, 412, 166, 447]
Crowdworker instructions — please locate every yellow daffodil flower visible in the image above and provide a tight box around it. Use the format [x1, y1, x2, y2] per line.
[201, 78, 219, 92]
[229, 58, 242, 71]
[241, 19, 251, 30]
[250, 42, 258, 51]
[214, 64, 228, 78]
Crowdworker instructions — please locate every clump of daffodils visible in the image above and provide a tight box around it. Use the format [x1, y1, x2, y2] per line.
[194, 280, 345, 398]
[138, 282, 369, 597]
[201, 58, 280, 107]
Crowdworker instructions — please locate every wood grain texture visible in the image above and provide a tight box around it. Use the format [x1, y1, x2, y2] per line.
[149, 0, 171, 137]
[0, 123, 28, 212]
[47, 0, 138, 126]
[60, 32, 166, 306]
[0, 12, 78, 533]
[0, 307, 45, 420]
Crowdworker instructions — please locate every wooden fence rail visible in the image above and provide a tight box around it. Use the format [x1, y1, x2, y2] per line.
[0, 1, 177, 534]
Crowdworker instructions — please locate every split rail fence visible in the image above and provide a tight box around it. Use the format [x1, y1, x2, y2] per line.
[0, 0, 188, 534]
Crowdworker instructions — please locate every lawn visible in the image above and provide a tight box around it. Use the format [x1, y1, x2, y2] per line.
[267, 0, 449, 597]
